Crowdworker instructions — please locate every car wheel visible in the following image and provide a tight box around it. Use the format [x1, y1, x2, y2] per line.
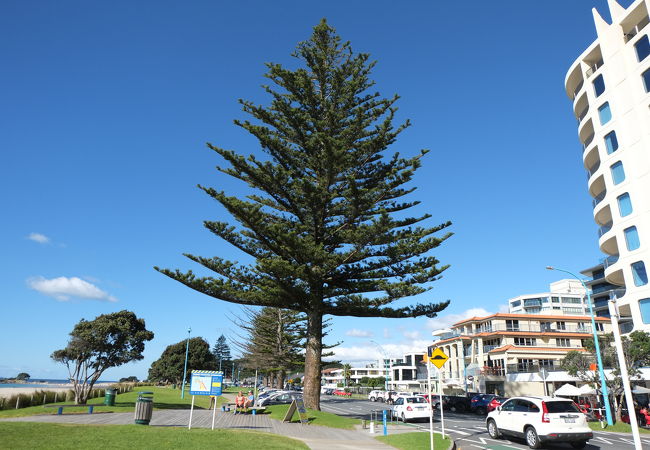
[401, 413, 407, 423]
[450, 405, 457, 412]
[487, 419, 501, 439]
[456, 404, 466, 413]
[570, 442, 587, 449]
[525, 426, 542, 449]
[370, 397, 375, 402]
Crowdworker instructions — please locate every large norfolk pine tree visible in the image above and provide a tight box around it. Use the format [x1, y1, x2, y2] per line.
[156, 20, 452, 409]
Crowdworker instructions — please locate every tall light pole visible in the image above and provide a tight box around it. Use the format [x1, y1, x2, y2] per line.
[546, 266, 613, 426]
[370, 340, 391, 391]
[181, 327, 191, 399]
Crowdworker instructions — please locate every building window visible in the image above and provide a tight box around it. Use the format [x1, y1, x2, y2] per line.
[593, 74, 606, 97]
[517, 358, 535, 371]
[635, 35, 650, 62]
[506, 320, 519, 331]
[598, 102, 612, 125]
[556, 338, 571, 347]
[539, 359, 555, 368]
[643, 69, 650, 93]
[511, 300, 521, 308]
[631, 261, 648, 286]
[640, 298, 650, 324]
[556, 321, 566, 330]
[540, 321, 552, 331]
[625, 226, 641, 251]
[595, 322, 604, 331]
[610, 161, 626, 185]
[514, 337, 536, 346]
[604, 131, 619, 154]
[618, 193, 633, 217]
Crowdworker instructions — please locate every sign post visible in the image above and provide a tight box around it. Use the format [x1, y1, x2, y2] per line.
[382, 409, 387, 436]
[424, 353, 434, 450]
[427, 347, 449, 445]
[187, 370, 223, 430]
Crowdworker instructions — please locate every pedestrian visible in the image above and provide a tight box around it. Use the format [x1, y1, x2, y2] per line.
[235, 391, 246, 414]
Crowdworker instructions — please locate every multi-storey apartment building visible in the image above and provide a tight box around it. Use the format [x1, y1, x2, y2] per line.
[508, 279, 588, 315]
[565, 0, 650, 332]
[428, 313, 612, 397]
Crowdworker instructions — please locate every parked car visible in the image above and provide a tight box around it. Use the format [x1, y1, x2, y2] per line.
[368, 390, 384, 402]
[445, 395, 470, 412]
[486, 396, 592, 449]
[383, 391, 398, 404]
[470, 394, 497, 415]
[391, 395, 433, 422]
[487, 396, 509, 413]
[324, 388, 335, 395]
[256, 391, 302, 407]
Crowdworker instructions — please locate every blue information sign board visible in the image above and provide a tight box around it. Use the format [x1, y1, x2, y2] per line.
[190, 370, 223, 396]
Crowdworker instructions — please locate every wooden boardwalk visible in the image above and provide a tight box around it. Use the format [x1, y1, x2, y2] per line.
[3, 409, 394, 449]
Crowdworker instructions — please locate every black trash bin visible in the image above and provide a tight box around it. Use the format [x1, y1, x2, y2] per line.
[104, 388, 117, 406]
[134, 391, 154, 425]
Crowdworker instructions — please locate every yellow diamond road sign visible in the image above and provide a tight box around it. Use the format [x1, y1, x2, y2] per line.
[427, 348, 449, 369]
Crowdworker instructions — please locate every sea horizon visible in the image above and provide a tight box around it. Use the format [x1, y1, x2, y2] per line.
[0, 378, 118, 388]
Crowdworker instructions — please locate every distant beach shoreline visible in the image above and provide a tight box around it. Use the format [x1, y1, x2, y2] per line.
[0, 382, 114, 398]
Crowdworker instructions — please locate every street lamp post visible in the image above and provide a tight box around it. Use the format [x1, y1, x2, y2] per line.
[181, 327, 191, 399]
[370, 340, 391, 391]
[546, 266, 613, 426]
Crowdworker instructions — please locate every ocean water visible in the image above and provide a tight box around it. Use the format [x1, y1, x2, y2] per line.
[0, 378, 118, 388]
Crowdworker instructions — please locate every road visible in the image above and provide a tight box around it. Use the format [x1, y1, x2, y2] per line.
[320, 397, 650, 449]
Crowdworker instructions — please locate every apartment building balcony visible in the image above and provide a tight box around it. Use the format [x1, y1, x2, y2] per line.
[623, 14, 649, 42]
[481, 366, 505, 376]
[584, 59, 604, 78]
[592, 191, 606, 208]
[598, 222, 612, 237]
[505, 364, 563, 374]
[464, 324, 601, 335]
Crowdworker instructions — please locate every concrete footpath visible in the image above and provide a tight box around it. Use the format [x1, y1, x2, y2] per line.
[2, 408, 395, 450]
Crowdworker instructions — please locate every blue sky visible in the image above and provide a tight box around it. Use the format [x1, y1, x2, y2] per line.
[0, 0, 628, 380]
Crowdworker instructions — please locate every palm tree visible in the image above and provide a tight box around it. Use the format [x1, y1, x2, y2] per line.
[343, 364, 352, 388]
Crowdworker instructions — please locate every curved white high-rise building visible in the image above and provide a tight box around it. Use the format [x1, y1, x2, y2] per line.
[565, 0, 650, 332]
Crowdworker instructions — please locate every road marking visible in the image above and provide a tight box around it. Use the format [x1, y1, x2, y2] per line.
[594, 436, 612, 444]
[447, 429, 471, 435]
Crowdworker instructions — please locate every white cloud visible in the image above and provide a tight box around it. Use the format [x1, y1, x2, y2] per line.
[383, 328, 391, 339]
[27, 233, 50, 244]
[345, 328, 374, 338]
[403, 330, 421, 340]
[498, 304, 509, 313]
[425, 307, 495, 331]
[27, 276, 118, 302]
[328, 340, 432, 364]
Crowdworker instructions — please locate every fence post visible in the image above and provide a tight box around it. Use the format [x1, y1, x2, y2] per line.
[16, 397, 20, 409]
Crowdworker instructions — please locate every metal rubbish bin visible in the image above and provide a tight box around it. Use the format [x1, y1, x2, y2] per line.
[104, 388, 117, 406]
[134, 391, 154, 425]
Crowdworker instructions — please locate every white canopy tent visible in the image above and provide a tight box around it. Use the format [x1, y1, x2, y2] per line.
[554, 383, 583, 397]
[632, 386, 650, 394]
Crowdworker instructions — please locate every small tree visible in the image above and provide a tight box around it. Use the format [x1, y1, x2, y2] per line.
[148, 337, 217, 385]
[15, 373, 30, 381]
[51, 310, 154, 405]
[561, 331, 650, 421]
[343, 364, 352, 387]
[213, 334, 232, 371]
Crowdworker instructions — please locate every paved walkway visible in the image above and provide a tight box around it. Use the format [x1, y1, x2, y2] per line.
[2, 409, 395, 449]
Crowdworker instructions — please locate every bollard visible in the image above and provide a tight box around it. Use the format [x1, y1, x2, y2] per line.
[16, 397, 20, 409]
[369, 421, 375, 434]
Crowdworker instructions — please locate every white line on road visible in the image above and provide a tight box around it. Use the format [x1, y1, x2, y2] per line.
[594, 436, 612, 444]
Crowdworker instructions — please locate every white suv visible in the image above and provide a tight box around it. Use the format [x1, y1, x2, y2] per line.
[368, 390, 384, 402]
[486, 396, 592, 449]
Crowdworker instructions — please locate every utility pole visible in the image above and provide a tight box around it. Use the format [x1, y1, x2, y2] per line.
[608, 300, 642, 449]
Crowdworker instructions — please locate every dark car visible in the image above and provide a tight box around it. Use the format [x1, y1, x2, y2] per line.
[486, 396, 508, 413]
[470, 394, 497, 415]
[445, 395, 472, 412]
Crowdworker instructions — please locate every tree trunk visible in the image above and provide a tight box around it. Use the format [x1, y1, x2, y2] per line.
[303, 311, 323, 410]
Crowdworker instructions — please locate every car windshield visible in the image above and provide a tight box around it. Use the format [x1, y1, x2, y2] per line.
[407, 397, 427, 403]
[545, 401, 581, 413]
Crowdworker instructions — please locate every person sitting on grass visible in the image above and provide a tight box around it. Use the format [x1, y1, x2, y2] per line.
[235, 391, 247, 414]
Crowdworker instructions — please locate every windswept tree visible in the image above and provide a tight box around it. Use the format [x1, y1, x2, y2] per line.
[156, 20, 452, 409]
[51, 310, 154, 405]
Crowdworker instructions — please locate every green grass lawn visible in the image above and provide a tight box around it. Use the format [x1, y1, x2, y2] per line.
[265, 404, 361, 429]
[376, 431, 451, 450]
[0, 422, 308, 449]
[0, 386, 226, 418]
[589, 421, 650, 434]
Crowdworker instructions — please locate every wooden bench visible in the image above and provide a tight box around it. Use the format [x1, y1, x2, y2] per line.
[44, 404, 101, 415]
